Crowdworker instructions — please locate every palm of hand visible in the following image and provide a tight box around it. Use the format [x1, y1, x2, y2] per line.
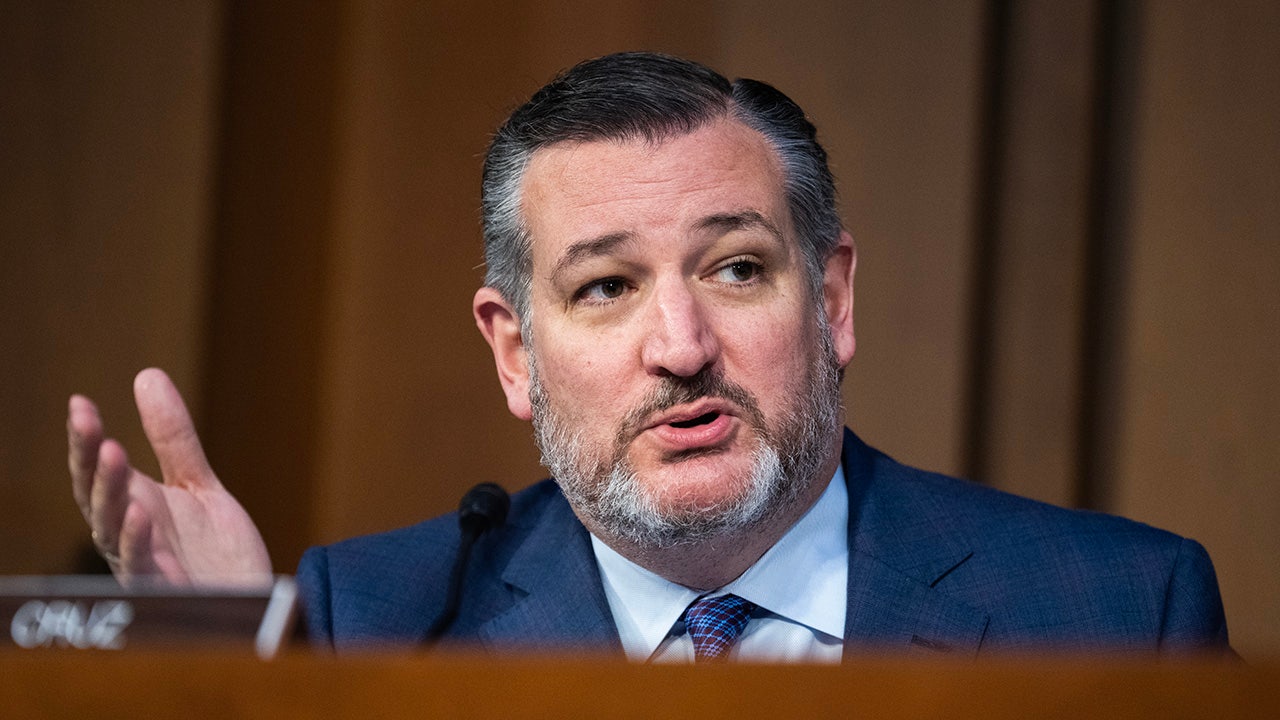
[127, 470, 272, 587]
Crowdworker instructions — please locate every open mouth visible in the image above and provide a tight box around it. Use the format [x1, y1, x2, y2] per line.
[668, 411, 720, 429]
[646, 404, 735, 452]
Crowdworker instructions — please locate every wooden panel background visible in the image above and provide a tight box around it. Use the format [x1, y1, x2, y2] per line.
[1110, 0, 1279, 663]
[0, 0, 222, 576]
[1, 0, 1275, 656]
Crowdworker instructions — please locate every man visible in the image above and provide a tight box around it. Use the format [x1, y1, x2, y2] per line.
[67, 52, 1230, 661]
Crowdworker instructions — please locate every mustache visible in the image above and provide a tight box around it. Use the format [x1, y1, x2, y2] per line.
[614, 368, 765, 447]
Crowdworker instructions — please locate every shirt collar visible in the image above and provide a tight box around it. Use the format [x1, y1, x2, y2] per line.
[590, 464, 849, 660]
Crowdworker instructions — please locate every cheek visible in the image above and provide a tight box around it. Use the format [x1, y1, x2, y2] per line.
[720, 310, 816, 401]
[537, 340, 634, 419]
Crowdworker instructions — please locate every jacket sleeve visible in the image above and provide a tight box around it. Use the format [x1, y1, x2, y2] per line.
[1158, 537, 1232, 654]
[295, 545, 335, 647]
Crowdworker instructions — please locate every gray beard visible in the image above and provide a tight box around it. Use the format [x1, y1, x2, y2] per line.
[528, 320, 842, 550]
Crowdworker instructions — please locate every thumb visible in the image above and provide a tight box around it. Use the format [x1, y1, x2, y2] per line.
[133, 368, 220, 491]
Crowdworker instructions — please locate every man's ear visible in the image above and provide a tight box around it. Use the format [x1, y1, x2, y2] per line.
[473, 287, 533, 421]
[823, 230, 857, 368]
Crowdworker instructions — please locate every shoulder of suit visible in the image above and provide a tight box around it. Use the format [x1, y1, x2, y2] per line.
[856, 440, 1187, 559]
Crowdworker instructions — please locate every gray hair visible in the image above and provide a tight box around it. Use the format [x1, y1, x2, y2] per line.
[480, 52, 842, 321]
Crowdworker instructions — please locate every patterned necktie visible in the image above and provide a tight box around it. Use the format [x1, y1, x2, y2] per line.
[683, 594, 757, 662]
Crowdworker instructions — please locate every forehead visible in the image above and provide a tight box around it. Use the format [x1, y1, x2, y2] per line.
[518, 119, 789, 263]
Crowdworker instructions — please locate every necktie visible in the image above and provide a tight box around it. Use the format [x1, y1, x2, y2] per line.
[683, 594, 756, 662]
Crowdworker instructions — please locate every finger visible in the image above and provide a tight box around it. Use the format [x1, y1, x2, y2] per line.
[68, 395, 104, 520]
[133, 368, 218, 490]
[118, 503, 188, 586]
[88, 440, 131, 550]
[88, 439, 132, 556]
[115, 505, 149, 587]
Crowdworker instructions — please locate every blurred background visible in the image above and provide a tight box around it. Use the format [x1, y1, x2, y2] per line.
[1, 1, 1275, 656]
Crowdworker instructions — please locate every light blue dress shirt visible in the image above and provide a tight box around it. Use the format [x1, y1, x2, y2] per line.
[590, 466, 848, 663]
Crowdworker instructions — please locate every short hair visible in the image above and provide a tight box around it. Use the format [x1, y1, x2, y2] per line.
[481, 52, 841, 319]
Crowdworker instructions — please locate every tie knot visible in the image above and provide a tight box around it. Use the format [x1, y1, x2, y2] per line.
[683, 594, 756, 662]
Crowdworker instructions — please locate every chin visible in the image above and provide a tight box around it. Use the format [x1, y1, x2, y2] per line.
[633, 456, 760, 513]
[577, 443, 793, 549]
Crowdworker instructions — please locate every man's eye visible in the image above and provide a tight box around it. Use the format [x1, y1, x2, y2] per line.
[578, 277, 628, 302]
[714, 260, 763, 283]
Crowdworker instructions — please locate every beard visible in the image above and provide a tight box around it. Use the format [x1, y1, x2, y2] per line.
[528, 317, 843, 550]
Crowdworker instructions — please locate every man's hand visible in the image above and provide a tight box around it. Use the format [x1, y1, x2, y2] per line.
[68, 368, 272, 588]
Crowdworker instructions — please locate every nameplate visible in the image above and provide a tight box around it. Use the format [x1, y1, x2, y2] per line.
[0, 575, 298, 658]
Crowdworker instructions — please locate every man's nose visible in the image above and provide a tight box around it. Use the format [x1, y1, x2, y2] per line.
[639, 278, 720, 378]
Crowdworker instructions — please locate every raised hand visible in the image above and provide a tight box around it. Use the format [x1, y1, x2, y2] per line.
[68, 368, 272, 588]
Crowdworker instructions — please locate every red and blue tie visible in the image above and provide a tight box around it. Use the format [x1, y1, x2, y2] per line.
[683, 594, 757, 662]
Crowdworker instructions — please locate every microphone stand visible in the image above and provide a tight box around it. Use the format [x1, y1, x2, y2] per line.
[422, 483, 509, 645]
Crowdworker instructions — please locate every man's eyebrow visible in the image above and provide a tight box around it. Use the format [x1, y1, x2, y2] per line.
[695, 210, 785, 242]
[552, 231, 636, 278]
[550, 212, 780, 279]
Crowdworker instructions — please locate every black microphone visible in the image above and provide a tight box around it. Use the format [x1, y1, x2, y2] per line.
[423, 482, 510, 644]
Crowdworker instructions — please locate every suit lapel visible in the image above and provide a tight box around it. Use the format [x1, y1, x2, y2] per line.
[478, 491, 623, 653]
[844, 550, 988, 656]
[841, 430, 989, 657]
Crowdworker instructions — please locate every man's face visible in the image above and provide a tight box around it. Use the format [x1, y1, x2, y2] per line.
[487, 118, 855, 547]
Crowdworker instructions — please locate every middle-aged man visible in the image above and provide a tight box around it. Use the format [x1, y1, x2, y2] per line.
[67, 52, 1230, 662]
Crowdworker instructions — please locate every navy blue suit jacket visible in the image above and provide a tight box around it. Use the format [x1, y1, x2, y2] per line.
[296, 430, 1230, 656]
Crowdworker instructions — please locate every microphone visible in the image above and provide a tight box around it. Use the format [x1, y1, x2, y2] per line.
[423, 483, 510, 644]
[458, 482, 510, 537]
